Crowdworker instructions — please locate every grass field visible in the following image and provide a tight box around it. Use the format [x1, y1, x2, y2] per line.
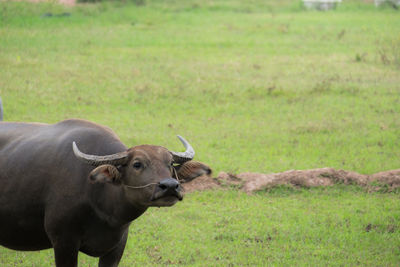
[1, 187, 400, 266]
[1, 0, 400, 266]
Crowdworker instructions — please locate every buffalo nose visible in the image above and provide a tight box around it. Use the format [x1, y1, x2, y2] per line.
[158, 178, 180, 192]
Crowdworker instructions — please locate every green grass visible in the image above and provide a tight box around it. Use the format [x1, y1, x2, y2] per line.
[1, 0, 400, 175]
[1, 187, 400, 266]
[1, 0, 400, 266]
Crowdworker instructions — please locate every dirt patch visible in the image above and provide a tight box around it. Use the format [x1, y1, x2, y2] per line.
[371, 169, 400, 187]
[182, 168, 400, 194]
[15, 0, 76, 5]
[59, 0, 76, 6]
[181, 174, 220, 193]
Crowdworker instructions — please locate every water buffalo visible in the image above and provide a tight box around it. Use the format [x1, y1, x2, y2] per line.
[0, 119, 211, 266]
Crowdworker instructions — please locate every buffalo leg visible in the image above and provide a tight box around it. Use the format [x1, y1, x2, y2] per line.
[53, 243, 79, 267]
[98, 230, 128, 267]
[45, 217, 80, 267]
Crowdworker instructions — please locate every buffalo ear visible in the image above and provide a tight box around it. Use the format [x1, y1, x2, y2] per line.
[174, 161, 212, 183]
[89, 164, 122, 184]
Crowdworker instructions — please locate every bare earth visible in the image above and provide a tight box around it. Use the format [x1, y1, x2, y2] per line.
[22, 0, 76, 5]
[182, 168, 400, 194]
[58, 0, 75, 5]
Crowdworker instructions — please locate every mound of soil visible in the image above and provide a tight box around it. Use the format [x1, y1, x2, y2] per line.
[182, 168, 400, 194]
[21, 0, 76, 5]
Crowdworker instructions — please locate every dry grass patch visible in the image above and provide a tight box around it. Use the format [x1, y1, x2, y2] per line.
[183, 168, 400, 193]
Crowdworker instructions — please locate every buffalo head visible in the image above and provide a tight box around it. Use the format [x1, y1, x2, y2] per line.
[72, 136, 210, 207]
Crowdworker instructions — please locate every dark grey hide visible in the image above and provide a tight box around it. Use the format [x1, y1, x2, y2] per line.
[0, 119, 209, 267]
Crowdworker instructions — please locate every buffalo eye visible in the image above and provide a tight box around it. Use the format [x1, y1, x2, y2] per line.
[132, 161, 143, 170]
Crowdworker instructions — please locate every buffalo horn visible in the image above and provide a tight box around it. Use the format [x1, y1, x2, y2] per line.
[72, 142, 129, 167]
[170, 135, 195, 164]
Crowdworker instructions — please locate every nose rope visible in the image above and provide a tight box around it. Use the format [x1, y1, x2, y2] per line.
[124, 167, 180, 189]
[124, 183, 159, 189]
[173, 166, 180, 183]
